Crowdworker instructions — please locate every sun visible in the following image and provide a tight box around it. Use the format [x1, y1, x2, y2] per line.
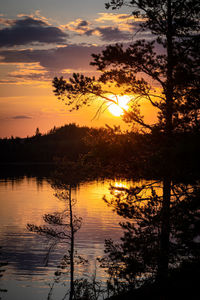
[107, 95, 130, 117]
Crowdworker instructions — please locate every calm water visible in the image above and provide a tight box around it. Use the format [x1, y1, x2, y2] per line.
[0, 175, 133, 300]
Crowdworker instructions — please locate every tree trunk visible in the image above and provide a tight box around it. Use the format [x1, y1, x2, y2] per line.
[158, 177, 171, 289]
[69, 186, 74, 300]
[157, 0, 174, 291]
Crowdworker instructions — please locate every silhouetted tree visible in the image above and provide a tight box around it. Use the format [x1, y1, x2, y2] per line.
[35, 127, 42, 137]
[27, 187, 82, 300]
[27, 160, 102, 300]
[53, 0, 200, 290]
[99, 180, 200, 297]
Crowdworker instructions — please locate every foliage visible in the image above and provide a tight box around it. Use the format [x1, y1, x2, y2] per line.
[99, 184, 161, 288]
[73, 276, 105, 300]
[1, 123, 200, 180]
[27, 189, 81, 261]
[53, 1, 200, 133]
[27, 187, 82, 300]
[99, 180, 200, 292]
[0, 123, 90, 163]
[26, 0, 200, 296]
[52, 1, 200, 292]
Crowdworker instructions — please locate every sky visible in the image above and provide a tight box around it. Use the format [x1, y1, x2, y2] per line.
[0, 0, 156, 138]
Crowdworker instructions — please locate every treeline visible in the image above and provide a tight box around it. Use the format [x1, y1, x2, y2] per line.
[0, 123, 200, 178]
[0, 124, 89, 163]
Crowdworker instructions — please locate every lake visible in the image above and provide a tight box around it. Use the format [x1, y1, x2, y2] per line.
[0, 173, 135, 300]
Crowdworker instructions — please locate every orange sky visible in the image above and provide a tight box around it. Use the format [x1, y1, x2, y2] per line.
[0, 4, 157, 138]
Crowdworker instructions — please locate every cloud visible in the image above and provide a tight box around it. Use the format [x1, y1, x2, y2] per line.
[77, 20, 90, 28]
[62, 14, 147, 43]
[86, 26, 131, 41]
[95, 13, 147, 32]
[63, 18, 92, 34]
[17, 10, 51, 25]
[95, 13, 134, 23]
[12, 115, 32, 119]
[0, 44, 104, 71]
[0, 18, 15, 26]
[0, 16, 68, 47]
[64, 15, 134, 40]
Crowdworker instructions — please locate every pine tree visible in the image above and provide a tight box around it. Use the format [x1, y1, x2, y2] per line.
[53, 0, 200, 292]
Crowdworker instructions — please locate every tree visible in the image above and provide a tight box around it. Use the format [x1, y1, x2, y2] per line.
[98, 181, 200, 295]
[35, 127, 41, 137]
[53, 1, 199, 133]
[27, 162, 99, 300]
[53, 0, 200, 291]
[27, 187, 82, 300]
[99, 184, 161, 290]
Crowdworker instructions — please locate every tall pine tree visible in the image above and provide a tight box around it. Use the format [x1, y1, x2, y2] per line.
[53, 0, 200, 291]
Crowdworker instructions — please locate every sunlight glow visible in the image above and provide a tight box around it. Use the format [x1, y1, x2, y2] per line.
[112, 181, 129, 195]
[107, 95, 130, 116]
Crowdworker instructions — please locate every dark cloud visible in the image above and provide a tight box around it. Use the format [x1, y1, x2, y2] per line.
[9, 72, 51, 82]
[12, 115, 32, 119]
[86, 26, 131, 41]
[98, 27, 131, 41]
[0, 17, 68, 47]
[118, 15, 132, 19]
[77, 20, 89, 27]
[15, 17, 47, 27]
[0, 44, 104, 71]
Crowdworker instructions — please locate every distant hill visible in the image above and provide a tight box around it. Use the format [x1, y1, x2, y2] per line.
[0, 123, 91, 163]
[0, 123, 199, 180]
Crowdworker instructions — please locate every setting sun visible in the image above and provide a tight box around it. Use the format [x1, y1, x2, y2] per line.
[107, 95, 130, 117]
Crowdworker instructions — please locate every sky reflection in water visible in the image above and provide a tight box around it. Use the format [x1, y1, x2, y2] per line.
[0, 176, 131, 300]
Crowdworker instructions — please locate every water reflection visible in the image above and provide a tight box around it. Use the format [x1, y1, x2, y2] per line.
[0, 175, 129, 300]
[27, 184, 85, 300]
[0, 246, 8, 299]
[1, 174, 199, 299]
[99, 180, 200, 297]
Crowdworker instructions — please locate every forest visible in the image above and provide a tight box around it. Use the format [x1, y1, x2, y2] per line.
[1, 123, 200, 180]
